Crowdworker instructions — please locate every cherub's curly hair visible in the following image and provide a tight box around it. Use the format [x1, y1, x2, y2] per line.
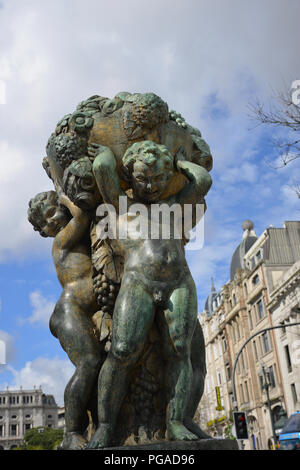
[28, 191, 69, 237]
[46, 131, 86, 170]
[122, 140, 174, 179]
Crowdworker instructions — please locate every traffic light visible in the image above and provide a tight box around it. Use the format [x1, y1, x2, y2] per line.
[233, 411, 249, 439]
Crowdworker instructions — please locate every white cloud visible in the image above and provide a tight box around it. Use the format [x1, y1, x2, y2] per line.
[0, 330, 15, 365]
[1, 357, 75, 406]
[0, 0, 298, 263]
[27, 290, 55, 326]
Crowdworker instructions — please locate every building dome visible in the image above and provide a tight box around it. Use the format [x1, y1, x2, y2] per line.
[230, 220, 257, 281]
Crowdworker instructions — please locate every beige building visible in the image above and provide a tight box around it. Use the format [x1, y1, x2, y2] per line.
[198, 220, 300, 450]
[0, 386, 59, 450]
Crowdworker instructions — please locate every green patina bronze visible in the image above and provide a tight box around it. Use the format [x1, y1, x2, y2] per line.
[28, 92, 213, 450]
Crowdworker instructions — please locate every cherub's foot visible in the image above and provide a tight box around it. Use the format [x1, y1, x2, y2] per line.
[184, 419, 213, 439]
[85, 423, 113, 449]
[58, 432, 87, 450]
[167, 420, 198, 441]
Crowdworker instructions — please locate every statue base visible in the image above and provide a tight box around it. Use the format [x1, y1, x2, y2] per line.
[99, 438, 239, 451]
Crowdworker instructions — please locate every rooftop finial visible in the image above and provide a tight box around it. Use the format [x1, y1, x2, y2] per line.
[242, 219, 254, 231]
[242, 220, 257, 239]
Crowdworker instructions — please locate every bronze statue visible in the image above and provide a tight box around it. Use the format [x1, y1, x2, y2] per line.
[28, 92, 213, 449]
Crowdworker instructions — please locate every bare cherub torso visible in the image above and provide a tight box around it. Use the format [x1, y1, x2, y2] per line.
[109, 197, 190, 305]
[52, 235, 96, 312]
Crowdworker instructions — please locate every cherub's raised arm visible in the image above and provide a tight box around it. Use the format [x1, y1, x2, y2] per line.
[59, 193, 82, 220]
[89, 143, 124, 211]
[175, 160, 212, 206]
[56, 193, 90, 250]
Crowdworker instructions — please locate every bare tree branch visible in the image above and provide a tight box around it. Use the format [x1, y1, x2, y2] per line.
[248, 84, 300, 173]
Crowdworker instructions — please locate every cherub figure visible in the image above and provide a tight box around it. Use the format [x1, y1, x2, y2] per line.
[28, 190, 103, 450]
[86, 140, 212, 448]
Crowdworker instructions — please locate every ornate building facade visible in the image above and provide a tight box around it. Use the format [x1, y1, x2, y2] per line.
[199, 220, 300, 450]
[0, 387, 59, 450]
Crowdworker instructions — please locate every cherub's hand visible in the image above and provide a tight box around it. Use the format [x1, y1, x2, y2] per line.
[88, 143, 109, 160]
[58, 193, 71, 206]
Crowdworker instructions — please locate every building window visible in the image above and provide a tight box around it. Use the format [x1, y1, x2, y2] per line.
[268, 365, 276, 388]
[252, 274, 259, 286]
[239, 384, 245, 403]
[236, 320, 241, 340]
[0, 425, 3, 437]
[291, 384, 298, 405]
[233, 293, 237, 305]
[226, 363, 231, 380]
[222, 336, 227, 352]
[256, 299, 264, 320]
[25, 423, 31, 432]
[244, 381, 250, 402]
[231, 323, 236, 342]
[262, 331, 271, 353]
[248, 310, 253, 330]
[256, 250, 262, 262]
[284, 345, 292, 373]
[10, 424, 17, 436]
[253, 340, 259, 361]
[258, 374, 264, 391]
[240, 350, 245, 370]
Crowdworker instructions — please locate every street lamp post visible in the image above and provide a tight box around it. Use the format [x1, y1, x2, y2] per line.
[261, 362, 278, 450]
[232, 322, 300, 410]
[231, 322, 300, 450]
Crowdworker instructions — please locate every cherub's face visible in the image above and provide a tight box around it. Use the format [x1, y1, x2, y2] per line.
[40, 203, 68, 237]
[131, 159, 172, 203]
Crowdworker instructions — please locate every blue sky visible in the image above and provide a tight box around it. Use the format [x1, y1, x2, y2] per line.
[0, 0, 299, 405]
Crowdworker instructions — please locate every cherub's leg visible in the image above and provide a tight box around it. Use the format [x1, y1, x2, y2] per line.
[157, 276, 198, 441]
[185, 321, 212, 439]
[87, 277, 155, 449]
[50, 298, 103, 450]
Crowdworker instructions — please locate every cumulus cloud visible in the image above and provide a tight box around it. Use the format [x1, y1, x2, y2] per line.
[27, 290, 55, 325]
[1, 357, 75, 406]
[0, 0, 298, 263]
[0, 330, 15, 366]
